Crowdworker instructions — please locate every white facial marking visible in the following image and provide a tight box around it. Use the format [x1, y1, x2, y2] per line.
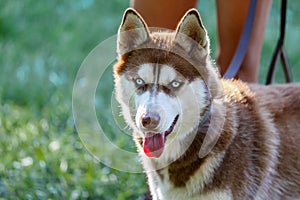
[135, 90, 178, 134]
[137, 64, 154, 83]
[134, 64, 183, 134]
[128, 63, 208, 137]
[159, 65, 179, 85]
[117, 62, 209, 162]
[114, 73, 138, 133]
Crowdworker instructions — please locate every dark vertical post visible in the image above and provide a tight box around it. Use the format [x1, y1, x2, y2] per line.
[266, 0, 292, 84]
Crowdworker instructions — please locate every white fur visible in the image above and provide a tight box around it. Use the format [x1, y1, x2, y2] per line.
[155, 190, 232, 200]
[142, 152, 228, 200]
[185, 152, 225, 195]
[134, 64, 181, 135]
[159, 65, 179, 85]
[135, 91, 178, 135]
[115, 74, 138, 133]
[137, 64, 155, 83]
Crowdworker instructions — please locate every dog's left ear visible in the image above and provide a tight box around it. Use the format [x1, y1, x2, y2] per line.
[117, 8, 150, 55]
[175, 9, 209, 54]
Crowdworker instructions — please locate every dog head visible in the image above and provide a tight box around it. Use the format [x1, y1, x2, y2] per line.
[114, 8, 220, 159]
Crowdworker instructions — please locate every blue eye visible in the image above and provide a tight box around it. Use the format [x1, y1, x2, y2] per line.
[171, 81, 180, 88]
[135, 78, 144, 86]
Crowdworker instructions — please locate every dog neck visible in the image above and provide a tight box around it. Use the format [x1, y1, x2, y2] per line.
[166, 111, 214, 187]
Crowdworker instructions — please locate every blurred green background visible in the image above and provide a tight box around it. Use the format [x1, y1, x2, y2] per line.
[0, 0, 299, 199]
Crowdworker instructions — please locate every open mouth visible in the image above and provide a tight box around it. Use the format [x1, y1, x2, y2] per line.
[143, 115, 179, 158]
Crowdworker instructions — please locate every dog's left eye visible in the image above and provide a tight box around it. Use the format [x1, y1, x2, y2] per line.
[135, 78, 144, 86]
[171, 81, 181, 88]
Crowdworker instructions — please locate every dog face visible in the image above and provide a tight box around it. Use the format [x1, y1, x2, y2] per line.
[114, 9, 216, 159]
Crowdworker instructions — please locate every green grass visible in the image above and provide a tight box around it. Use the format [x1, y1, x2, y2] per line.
[0, 0, 300, 199]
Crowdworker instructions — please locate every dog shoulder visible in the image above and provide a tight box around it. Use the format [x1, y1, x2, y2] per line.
[221, 79, 256, 109]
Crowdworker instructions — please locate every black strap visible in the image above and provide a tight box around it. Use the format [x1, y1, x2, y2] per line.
[266, 0, 292, 84]
[223, 0, 257, 79]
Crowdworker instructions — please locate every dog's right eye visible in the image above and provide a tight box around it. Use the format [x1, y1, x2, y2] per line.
[135, 78, 144, 86]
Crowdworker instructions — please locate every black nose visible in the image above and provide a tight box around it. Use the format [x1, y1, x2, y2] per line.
[141, 112, 160, 129]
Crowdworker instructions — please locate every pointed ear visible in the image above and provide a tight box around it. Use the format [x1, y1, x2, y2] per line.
[175, 9, 209, 53]
[117, 8, 150, 55]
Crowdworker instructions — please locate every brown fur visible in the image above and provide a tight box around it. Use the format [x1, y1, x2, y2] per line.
[115, 8, 300, 199]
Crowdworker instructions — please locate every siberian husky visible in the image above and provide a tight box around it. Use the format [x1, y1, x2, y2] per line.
[113, 8, 300, 200]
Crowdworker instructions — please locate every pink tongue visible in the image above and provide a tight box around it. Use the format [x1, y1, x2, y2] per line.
[143, 133, 165, 158]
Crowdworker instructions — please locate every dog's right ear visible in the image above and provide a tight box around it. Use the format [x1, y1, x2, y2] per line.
[117, 8, 150, 55]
